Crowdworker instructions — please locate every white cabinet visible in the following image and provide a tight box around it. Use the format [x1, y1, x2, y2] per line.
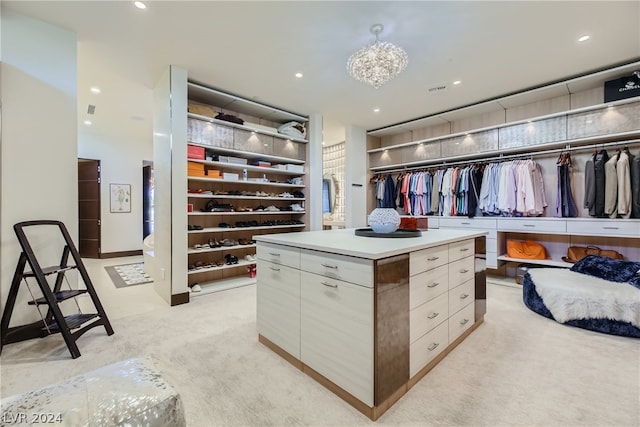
[409, 264, 448, 310]
[497, 218, 567, 233]
[449, 303, 475, 343]
[300, 249, 373, 287]
[255, 231, 485, 420]
[566, 219, 640, 238]
[409, 240, 476, 378]
[256, 260, 301, 358]
[410, 245, 449, 275]
[300, 271, 374, 406]
[409, 292, 448, 344]
[438, 218, 500, 269]
[256, 242, 301, 268]
[449, 279, 475, 315]
[410, 321, 448, 378]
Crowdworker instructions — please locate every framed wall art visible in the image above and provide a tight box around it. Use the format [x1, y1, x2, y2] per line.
[110, 183, 131, 213]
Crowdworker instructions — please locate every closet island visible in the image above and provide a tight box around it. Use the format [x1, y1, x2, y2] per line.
[254, 228, 487, 420]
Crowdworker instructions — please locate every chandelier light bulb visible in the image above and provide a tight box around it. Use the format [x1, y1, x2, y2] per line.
[347, 24, 408, 89]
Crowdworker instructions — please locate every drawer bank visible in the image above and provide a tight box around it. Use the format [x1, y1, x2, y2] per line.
[254, 228, 487, 420]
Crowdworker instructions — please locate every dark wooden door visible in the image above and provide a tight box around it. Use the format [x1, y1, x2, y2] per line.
[78, 159, 101, 258]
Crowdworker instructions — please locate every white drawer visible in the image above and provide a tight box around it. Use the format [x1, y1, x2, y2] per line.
[410, 320, 448, 378]
[300, 249, 373, 288]
[410, 244, 449, 275]
[449, 303, 475, 343]
[438, 217, 497, 230]
[256, 260, 301, 358]
[448, 239, 475, 262]
[300, 271, 374, 406]
[428, 217, 439, 229]
[449, 279, 475, 315]
[257, 242, 300, 269]
[409, 264, 448, 309]
[497, 218, 566, 233]
[448, 256, 475, 288]
[410, 292, 448, 344]
[566, 220, 640, 238]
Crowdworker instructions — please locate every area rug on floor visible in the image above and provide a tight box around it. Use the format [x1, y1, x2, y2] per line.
[104, 263, 153, 288]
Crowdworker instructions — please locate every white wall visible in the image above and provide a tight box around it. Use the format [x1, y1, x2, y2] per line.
[78, 128, 153, 254]
[345, 126, 368, 228]
[1, 10, 77, 325]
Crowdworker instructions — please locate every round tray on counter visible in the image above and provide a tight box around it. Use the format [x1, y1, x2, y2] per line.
[354, 228, 422, 238]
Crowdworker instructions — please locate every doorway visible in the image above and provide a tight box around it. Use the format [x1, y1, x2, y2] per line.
[142, 162, 154, 239]
[77, 158, 101, 258]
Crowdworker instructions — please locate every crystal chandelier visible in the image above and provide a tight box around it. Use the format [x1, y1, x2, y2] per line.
[347, 24, 408, 89]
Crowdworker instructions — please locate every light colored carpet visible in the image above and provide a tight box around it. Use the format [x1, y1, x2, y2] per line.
[1, 283, 638, 426]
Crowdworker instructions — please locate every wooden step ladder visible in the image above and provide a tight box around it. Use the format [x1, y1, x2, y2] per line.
[0, 220, 114, 359]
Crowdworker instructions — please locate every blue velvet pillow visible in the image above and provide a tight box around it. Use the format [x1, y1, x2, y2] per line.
[629, 274, 640, 290]
[570, 255, 640, 283]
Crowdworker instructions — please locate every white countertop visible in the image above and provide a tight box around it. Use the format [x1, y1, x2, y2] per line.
[253, 228, 487, 260]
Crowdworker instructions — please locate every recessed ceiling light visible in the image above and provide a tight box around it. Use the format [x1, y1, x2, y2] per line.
[453, 80, 461, 85]
[373, 108, 380, 113]
[84, 120, 92, 126]
[90, 86, 101, 94]
[134, 1, 146, 9]
[295, 72, 303, 78]
[578, 35, 590, 42]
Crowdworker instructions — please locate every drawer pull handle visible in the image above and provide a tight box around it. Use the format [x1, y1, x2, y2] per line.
[269, 252, 281, 257]
[427, 282, 440, 288]
[460, 248, 470, 252]
[460, 269, 469, 273]
[427, 312, 439, 319]
[428, 342, 440, 351]
[460, 293, 469, 299]
[602, 226, 619, 230]
[427, 256, 439, 261]
[460, 318, 470, 325]
[321, 281, 338, 288]
[523, 224, 536, 228]
[269, 267, 280, 272]
[321, 264, 338, 269]
[461, 222, 471, 225]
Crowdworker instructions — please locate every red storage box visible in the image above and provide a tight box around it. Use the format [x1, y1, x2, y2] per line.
[400, 216, 428, 230]
[187, 144, 205, 160]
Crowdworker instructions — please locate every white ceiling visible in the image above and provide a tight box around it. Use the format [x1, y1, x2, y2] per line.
[5, 1, 640, 145]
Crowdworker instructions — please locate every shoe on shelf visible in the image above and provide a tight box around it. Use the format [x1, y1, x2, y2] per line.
[290, 203, 304, 211]
[265, 205, 280, 212]
[244, 254, 256, 262]
[190, 284, 202, 292]
[224, 254, 239, 265]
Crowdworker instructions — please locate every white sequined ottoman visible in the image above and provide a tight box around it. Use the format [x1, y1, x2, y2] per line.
[0, 357, 186, 426]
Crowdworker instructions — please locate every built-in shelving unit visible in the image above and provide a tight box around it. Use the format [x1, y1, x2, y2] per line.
[365, 63, 640, 279]
[185, 81, 310, 297]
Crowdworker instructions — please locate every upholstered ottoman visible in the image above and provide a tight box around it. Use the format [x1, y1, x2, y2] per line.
[0, 357, 185, 426]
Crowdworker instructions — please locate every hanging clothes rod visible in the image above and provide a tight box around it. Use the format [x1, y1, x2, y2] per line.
[372, 138, 640, 174]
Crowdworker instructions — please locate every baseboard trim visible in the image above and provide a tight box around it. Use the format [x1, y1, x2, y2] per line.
[100, 250, 143, 259]
[171, 293, 189, 306]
